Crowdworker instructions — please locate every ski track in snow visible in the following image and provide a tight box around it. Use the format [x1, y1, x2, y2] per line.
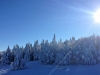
[0, 69, 9, 75]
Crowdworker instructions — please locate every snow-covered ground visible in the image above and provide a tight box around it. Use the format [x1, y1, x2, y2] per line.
[0, 61, 100, 75]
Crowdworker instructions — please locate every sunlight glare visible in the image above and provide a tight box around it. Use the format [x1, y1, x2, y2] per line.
[94, 9, 100, 23]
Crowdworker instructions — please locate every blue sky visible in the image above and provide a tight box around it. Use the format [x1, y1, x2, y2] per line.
[0, 0, 100, 50]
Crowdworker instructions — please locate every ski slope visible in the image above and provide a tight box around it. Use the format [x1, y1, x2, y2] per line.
[0, 61, 100, 75]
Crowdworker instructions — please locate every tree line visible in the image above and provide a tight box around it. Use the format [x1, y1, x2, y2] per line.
[1, 34, 100, 70]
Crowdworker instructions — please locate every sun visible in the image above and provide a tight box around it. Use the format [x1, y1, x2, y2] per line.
[94, 9, 100, 23]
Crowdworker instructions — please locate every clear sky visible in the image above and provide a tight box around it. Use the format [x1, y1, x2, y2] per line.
[1, 0, 100, 50]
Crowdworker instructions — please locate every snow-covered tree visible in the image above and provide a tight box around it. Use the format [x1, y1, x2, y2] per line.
[72, 37, 97, 65]
[1, 46, 12, 65]
[68, 37, 76, 49]
[24, 44, 30, 62]
[0, 52, 2, 60]
[40, 40, 50, 64]
[1, 51, 6, 65]
[33, 40, 41, 60]
[11, 45, 26, 70]
[55, 40, 72, 65]
[41, 39, 45, 51]
[40, 34, 57, 64]
[6, 46, 12, 64]
[28, 44, 34, 61]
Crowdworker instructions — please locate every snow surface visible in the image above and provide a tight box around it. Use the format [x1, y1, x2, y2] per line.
[0, 61, 100, 75]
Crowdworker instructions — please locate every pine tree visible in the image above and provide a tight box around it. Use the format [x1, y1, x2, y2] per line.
[1, 46, 12, 65]
[40, 34, 57, 64]
[1, 51, 6, 65]
[24, 44, 30, 62]
[33, 40, 41, 60]
[6, 46, 11, 64]
[11, 45, 26, 70]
